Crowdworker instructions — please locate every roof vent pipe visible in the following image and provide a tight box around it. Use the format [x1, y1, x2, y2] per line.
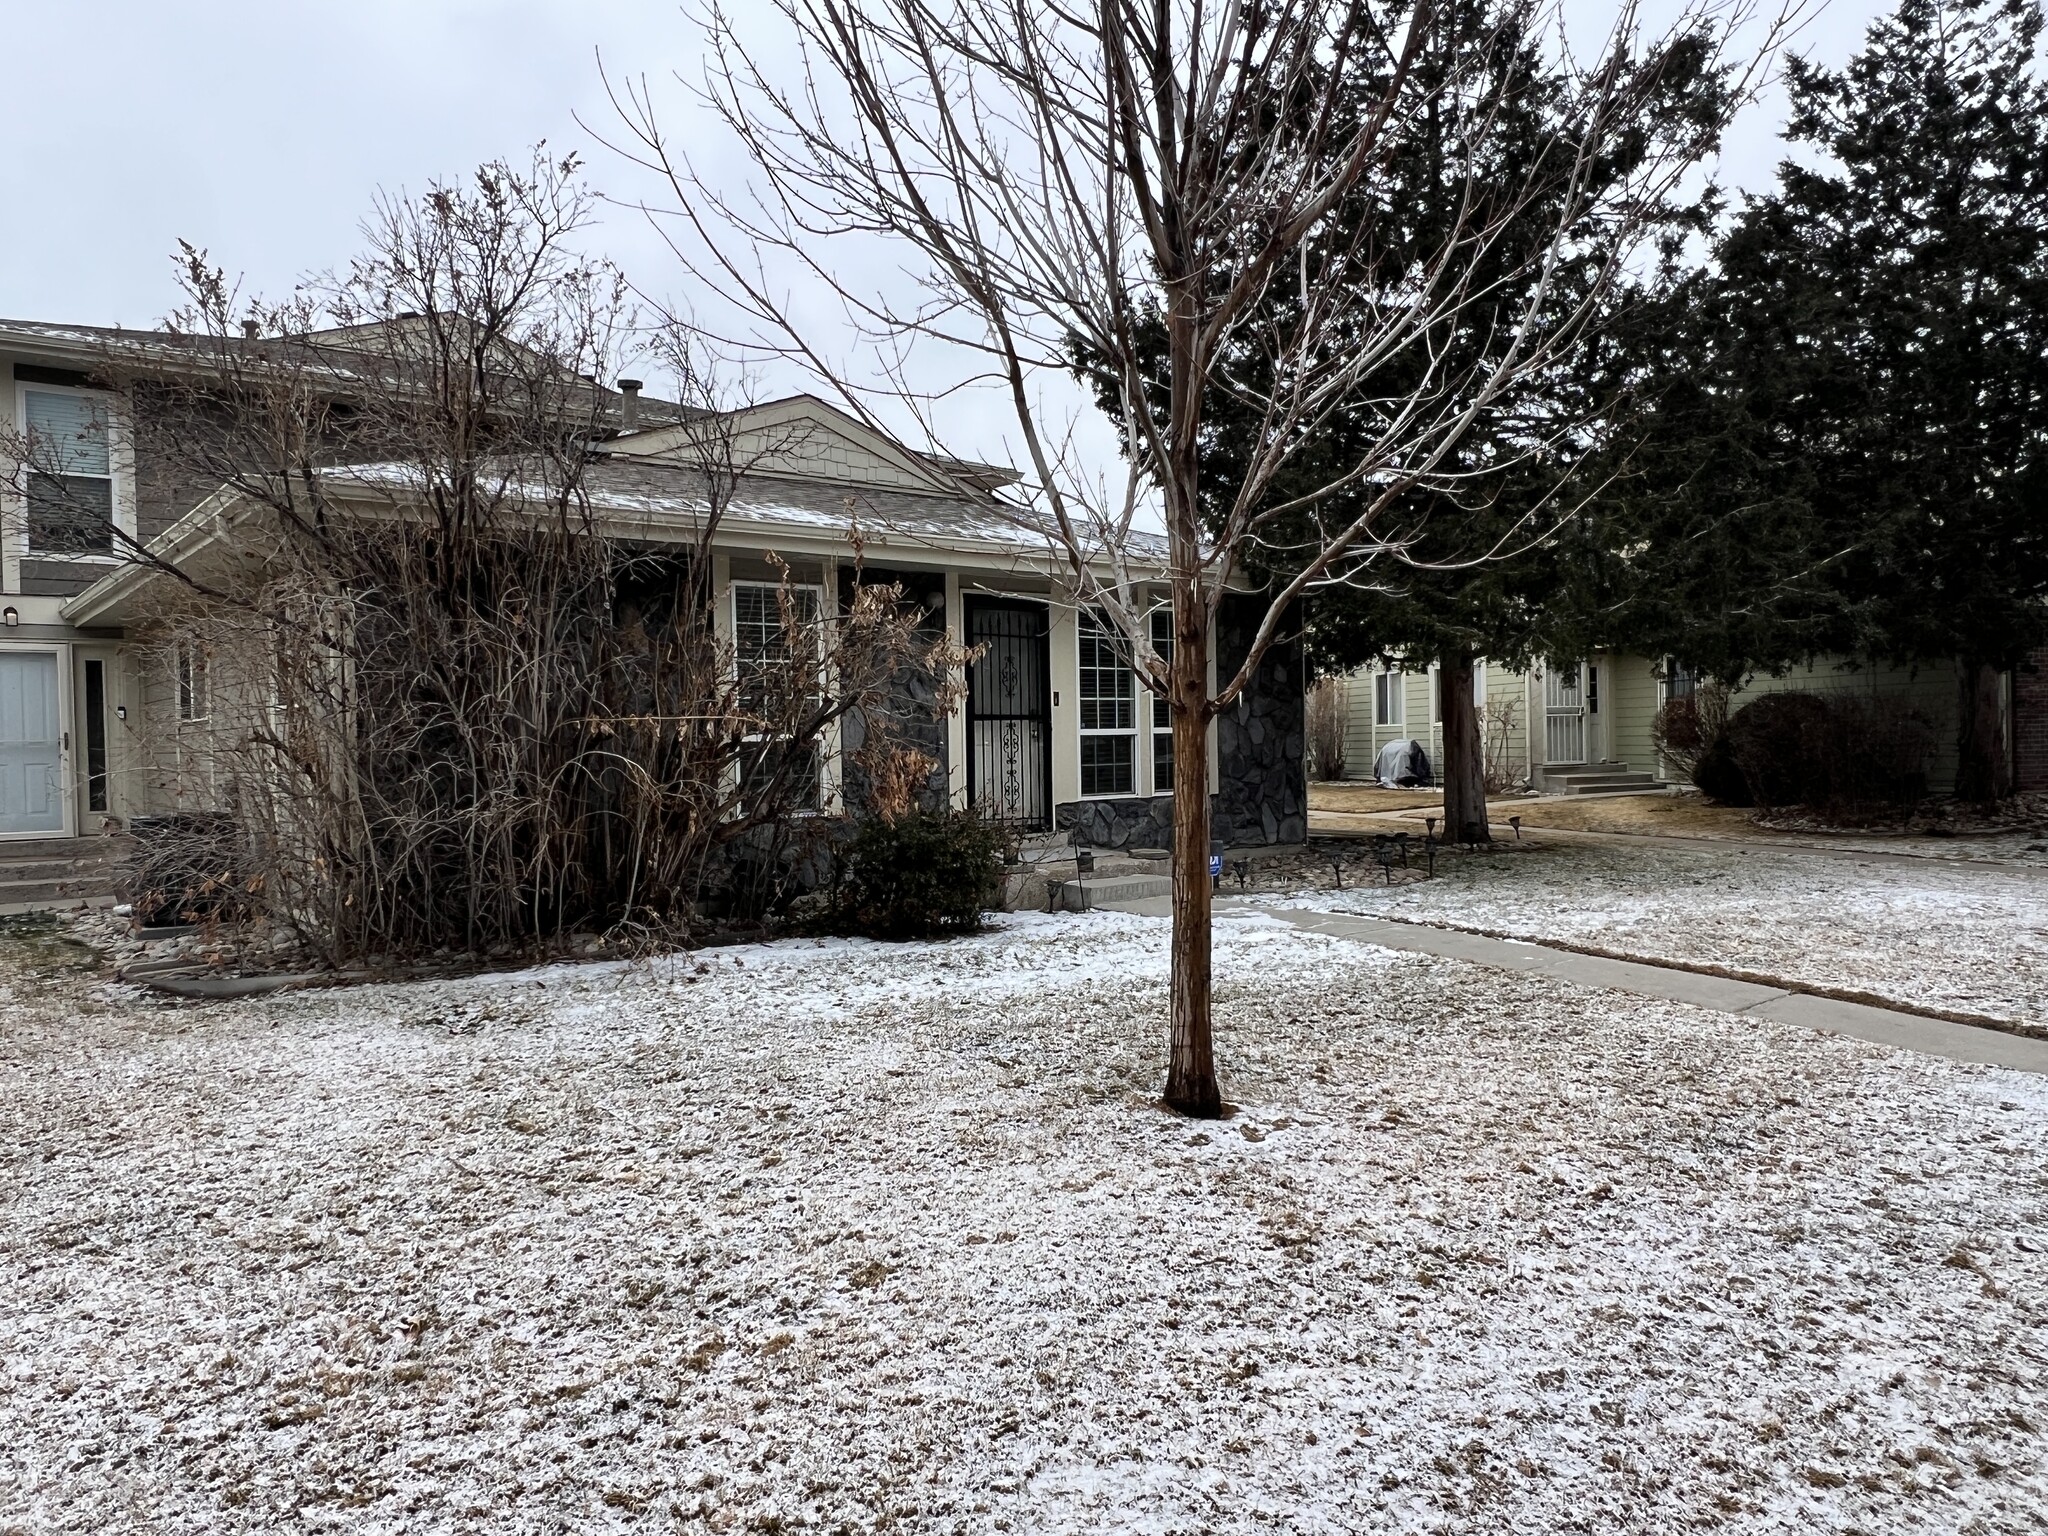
[617, 378, 643, 431]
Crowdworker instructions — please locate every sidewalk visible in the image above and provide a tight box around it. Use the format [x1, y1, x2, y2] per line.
[1110, 894, 2048, 1073]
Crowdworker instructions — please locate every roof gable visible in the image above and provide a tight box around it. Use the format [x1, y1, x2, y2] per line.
[604, 395, 979, 496]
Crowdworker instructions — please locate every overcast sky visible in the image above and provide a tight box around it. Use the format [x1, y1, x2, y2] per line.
[4, 0, 1891, 471]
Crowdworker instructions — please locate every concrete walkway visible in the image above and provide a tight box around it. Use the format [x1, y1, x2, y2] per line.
[1312, 808, 2043, 872]
[1109, 893, 2048, 1073]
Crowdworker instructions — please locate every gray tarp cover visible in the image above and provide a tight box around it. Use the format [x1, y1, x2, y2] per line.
[1374, 738, 1433, 788]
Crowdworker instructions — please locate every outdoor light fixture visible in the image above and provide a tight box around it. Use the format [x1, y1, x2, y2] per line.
[1424, 815, 1438, 840]
[1509, 815, 1523, 840]
[2, 607, 17, 627]
[116, 706, 127, 721]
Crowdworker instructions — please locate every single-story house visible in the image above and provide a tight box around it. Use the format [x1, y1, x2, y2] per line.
[0, 318, 1305, 910]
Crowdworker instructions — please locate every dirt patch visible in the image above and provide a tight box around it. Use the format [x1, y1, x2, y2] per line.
[0, 913, 105, 977]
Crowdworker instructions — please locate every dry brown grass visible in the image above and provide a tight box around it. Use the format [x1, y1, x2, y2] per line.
[1474, 794, 1765, 838]
[1307, 783, 1448, 815]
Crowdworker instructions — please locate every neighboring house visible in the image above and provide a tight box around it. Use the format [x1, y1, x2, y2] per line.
[1333, 649, 2033, 795]
[0, 317, 1305, 910]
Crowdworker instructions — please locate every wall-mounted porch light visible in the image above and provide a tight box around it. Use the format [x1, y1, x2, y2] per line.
[2, 607, 17, 627]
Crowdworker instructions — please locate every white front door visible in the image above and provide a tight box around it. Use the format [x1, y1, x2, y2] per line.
[0, 651, 65, 835]
[1543, 662, 1586, 764]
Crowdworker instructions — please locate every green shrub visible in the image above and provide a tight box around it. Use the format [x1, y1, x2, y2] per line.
[832, 811, 1004, 940]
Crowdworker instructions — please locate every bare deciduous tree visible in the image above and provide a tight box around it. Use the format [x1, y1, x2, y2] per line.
[605, 0, 1789, 1113]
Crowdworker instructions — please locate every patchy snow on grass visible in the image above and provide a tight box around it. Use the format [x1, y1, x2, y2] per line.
[1269, 839, 2048, 1028]
[2, 908, 2045, 1534]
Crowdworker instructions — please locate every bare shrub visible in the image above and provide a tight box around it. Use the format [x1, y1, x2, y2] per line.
[1480, 695, 1526, 794]
[103, 154, 967, 966]
[1305, 678, 1346, 782]
[1651, 681, 1729, 782]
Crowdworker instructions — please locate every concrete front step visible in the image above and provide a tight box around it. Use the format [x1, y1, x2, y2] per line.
[0, 835, 125, 913]
[1542, 763, 1668, 795]
[1055, 874, 1175, 912]
[1556, 775, 1667, 795]
[0, 857, 117, 881]
[0, 834, 127, 861]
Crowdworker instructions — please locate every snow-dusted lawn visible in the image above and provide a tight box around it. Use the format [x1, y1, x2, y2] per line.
[1269, 839, 2048, 1028]
[3, 910, 2046, 1533]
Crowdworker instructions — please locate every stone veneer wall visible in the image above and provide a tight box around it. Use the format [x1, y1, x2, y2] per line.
[1056, 596, 1307, 849]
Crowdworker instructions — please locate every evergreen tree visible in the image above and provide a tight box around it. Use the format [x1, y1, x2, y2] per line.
[1598, 0, 2048, 799]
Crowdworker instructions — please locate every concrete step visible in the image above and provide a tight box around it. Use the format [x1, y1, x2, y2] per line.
[0, 857, 116, 881]
[0, 836, 125, 913]
[1557, 774, 1667, 795]
[1055, 874, 1174, 912]
[0, 878, 115, 907]
[0, 834, 128, 861]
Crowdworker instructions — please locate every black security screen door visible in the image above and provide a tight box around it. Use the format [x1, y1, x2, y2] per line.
[965, 598, 1052, 830]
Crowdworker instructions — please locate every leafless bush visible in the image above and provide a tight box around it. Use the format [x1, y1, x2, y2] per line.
[103, 153, 966, 966]
[1651, 681, 1729, 781]
[1480, 695, 1525, 794]
[1305, 678, 1346, 782]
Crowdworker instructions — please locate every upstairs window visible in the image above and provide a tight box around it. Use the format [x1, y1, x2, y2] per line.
[1149, 609, 1174, 793]
[22, 388, 116, 557]
[1078, 611, 1136, 796]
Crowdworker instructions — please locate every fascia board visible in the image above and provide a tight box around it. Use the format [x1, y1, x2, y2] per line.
[60, 486, 260, 626]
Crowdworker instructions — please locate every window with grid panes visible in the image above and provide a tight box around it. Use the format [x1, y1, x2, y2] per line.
[733, 582, 824, 810]
[1149, 609, 1174, 792]
[1077, 611, 1136, 795]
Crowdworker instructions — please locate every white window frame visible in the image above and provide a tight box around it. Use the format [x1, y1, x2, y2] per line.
[1148, 608, 1174, 795]
[13, 382, 134, 569]
[1430, 660, 1488, 724]
[1077, 610, 1139, 797]
[176, 640, 209, 723]
[1373, 668, 1405, 728]
[730, 579, 830, 813]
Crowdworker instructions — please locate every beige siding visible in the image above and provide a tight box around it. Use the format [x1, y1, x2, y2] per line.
[1601, 653, 1661, 771]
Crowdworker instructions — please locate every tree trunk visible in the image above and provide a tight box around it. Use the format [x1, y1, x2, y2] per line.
[1438, 653, 1490, 843]
[1163, 613, 1221, 1118]
[1954, 659, 2012, 804]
